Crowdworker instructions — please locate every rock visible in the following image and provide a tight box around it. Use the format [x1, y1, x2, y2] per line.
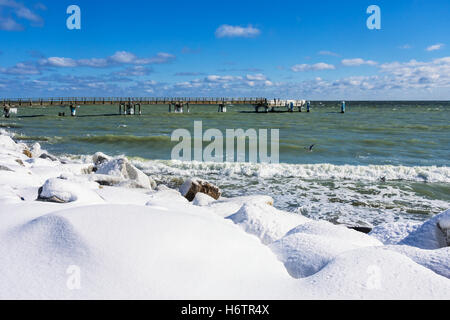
[0, 165, 14, 172]
[37, 178, 103, 203]
[91, 174, 124, 186]
[39, 153, 58, 161]
[22, 149, 32, 158]
[93, 152, 111, 166]
[347, 226, 372, 234]
[179, 178, 221, 201]
[15, 159, 24, 166]
[96, 157, 154, 189]
[81, 165, 96, 174]
[438, 222, 450, 247]
[37, 186, 66, 203]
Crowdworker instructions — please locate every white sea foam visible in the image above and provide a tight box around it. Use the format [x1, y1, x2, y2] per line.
[134, 159, 450, 183]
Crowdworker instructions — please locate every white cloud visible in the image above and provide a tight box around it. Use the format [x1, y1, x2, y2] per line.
[110, 51, 137, 64]
[0, 0, 43, 30]
[318, 50, 339, 57]
[341, 58, 377, 66]
[426, 43, 444, 52]
[38, 51, 176, 68]
[215, 24, 261, 38]
[0, 62, 40, 75]
[246, 73, 266, 81]
[291, 63, 335, 72]
[44, 57, 77, 67]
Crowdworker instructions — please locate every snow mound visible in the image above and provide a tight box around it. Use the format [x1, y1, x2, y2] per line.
[38, 178, 103, 203]
[303, 246, 450, 299]
[369, 221, 421, 245]
[384, 245, 450, 279]
[400, 209, 449, 249]
[270, 220, 382, 278]
[0, 204, 296, 299]
[227, 202, 310, 244]
[287, 220, 383, 246]
[207, 195, 275, 217]
[145, 188, 188, 209]
[192, 192, 216, 206]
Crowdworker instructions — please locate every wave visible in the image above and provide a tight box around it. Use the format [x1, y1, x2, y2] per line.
[73, 134, 171, 144]
[133, 160, 450, 183]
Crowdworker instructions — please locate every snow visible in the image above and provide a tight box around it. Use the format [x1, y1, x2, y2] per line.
[0, 130, 449, 299]
[270, 220, 382, 278]
[227, 202, 310, 244]
[369, 221, 421, 245]
[39, 178, 103, 203]
[400, 209, 449, 249]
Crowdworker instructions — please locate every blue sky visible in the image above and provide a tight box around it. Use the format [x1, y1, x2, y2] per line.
[0, 0, 449, 99]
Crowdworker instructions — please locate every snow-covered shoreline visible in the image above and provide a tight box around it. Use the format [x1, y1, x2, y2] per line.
[0, 131, 449, 299]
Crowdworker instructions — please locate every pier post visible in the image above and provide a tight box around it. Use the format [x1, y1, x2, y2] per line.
[307, 101, 310, 112]
[168, 104, 172, 113]
[3, 104, 11, 118]
[186, 103, 190, 113]
[341, 101, 346, 113]
[138, 103, 142, 115]
[218, 104, 227, 112]
[69, 103, 76, 116]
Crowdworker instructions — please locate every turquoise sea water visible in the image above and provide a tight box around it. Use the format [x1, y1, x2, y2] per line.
[2, 101, 450, 226]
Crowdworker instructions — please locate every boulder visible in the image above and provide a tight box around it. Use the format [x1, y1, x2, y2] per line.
[22, 149, 32, 158]
[37, 178, 103, 203]
[96, 157, 155, 189]
[179, 178, 221, 201]
[39, 153, 58, 161]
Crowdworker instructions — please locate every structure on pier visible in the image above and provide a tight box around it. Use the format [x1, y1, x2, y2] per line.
[1, 97, 310, 116]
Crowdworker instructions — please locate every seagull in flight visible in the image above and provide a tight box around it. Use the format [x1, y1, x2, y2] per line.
[305, 144, 316, 152]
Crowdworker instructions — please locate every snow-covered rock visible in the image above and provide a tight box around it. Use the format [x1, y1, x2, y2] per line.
[400, 209, 450, 249]
[92, 152, 111, 166]
[227, 202, 310, 244]
[96, 157, 156, 189]
[37, 178, 103, 203]
[180, 178, 221, 201]
[270, 220, 382, 278]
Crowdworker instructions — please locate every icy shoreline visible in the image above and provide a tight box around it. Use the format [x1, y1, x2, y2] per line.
[0, 131, 449, 299]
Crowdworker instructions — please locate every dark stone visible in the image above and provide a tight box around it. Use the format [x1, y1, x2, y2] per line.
[36, 186, 66, 203]
[347, 226, 373, 234]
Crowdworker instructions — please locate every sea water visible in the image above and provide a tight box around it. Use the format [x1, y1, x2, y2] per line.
[3, 101, 449, 226]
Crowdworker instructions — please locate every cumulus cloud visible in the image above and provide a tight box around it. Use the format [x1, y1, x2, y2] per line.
[426, 43, 444, 52]
[291, 63, 335, 72]
[341, 58, 378, 66]
[215, 24, 261, 38]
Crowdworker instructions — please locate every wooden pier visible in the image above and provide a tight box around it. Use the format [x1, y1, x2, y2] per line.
[1, 97, 309, 116]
